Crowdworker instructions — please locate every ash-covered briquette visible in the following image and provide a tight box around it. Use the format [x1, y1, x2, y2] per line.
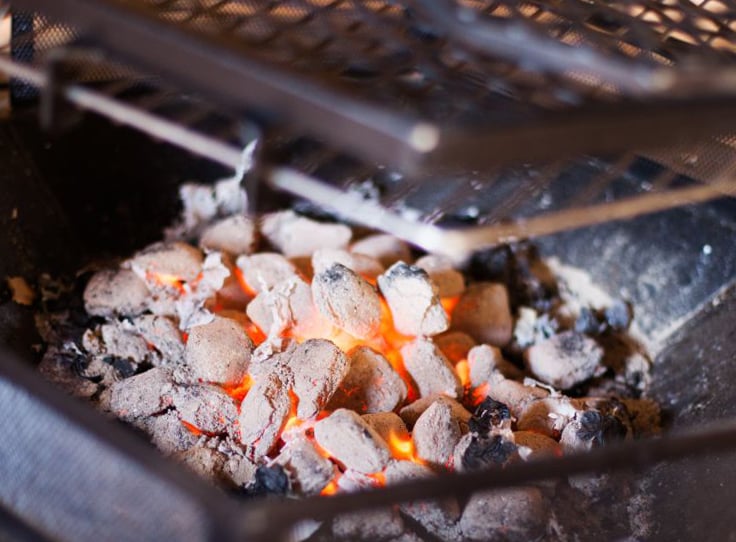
[126, 241, 204, 283]
[328, 346, 407, 414]
[132, 314, 185, 363]
[399, 395, 471, 428]
[236, 252, 298, 294]
[452, 282, 513, 346]
[434, 331, 476, 364]
[331, 507, 405, 541]
[172, 384, 238, 435]
[83, 268, 150, 318]
[274, 435, 334, 496]
[524, 330, 605, 389]
[313, 409, 391, 474]
[311, 248, 385, 280]
[378, 262, 448, 337]
[460, 487, 549, 542]
[237, 373, 292, 460]
[199, 214, 256, 256]
[414, 254, 466, 298]
[246, 276, 317, 338]
[139, 411, 198, 455]
[469, 397, 512, 435]
[361, 412, 409, 444]
[311, 263, 382, 340]
[183, 315, 253, 384]
[400, 338, 462, 399]
[109, 367, 175, 421]
[288, 338, 349, 419]
[261, 210, 352, 258]
[412, 398, 465, 467]
[561, 409, 629, 452]
[350, 234, 411, 267]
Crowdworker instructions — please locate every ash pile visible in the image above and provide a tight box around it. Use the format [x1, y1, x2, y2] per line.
[36, 178, 660, 541]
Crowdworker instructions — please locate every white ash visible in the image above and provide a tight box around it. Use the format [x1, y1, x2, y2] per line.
[524, 331, 605, 390]
[451, 282, 513, 347]
[273, 435, 334, 496]
[459, 487, 549, 541]
[246, 338, 295, 380]
[313, 409, 391, 474]
[109, 367, 175, 421]
[38, 347, 99, 399]
[131, 314, 185, 364]
[139, 411, 199, 455]
[237, 372, 291, 461]
[434, 331, 476, 364]
[332, 508, 405, 541]
[350, 234, 411, 267]
[412, 399, 464, 468]
[236, 252, 298, 294]
[83, 268, 150, 318]
[312, 263, 381, 340]
[199, 214, 256, 256]
[467, 344, 523, 386]
[246, 276, 319, 339]
[336, 468, 380, 494]
[261, 210, 352, 258]
[222, 453, 258, 489]
[172, 384, 238, 435]
[481, 374, 550, 420]
[183, 315, 253, 384]
[288, 339, 349, 419]
[126, 241, 203, 283]
[414, 254, 465, 298]
[328, 346, 407, 414]
[82, 322, 150, 366]
[399, 395, 470, 429]
[362, 412, 409, 444]
[174, 252, 230, 330]
[312, 248, 384, 281]
[384, 460, 461, 539]
[173, 442, 228, 484]
[378, 262, 448, 337]
[400, 338, 462, 399]
[513, 306, 557, 348]
[166, 174, 249, 241]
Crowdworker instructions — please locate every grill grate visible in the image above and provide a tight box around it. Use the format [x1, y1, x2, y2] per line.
[0, 0, 735, 260]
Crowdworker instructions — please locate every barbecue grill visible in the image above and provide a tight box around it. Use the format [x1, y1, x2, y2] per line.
[1, 1, 735, 540]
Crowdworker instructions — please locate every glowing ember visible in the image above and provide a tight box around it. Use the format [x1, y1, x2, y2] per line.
[147, 271, 187, 294]
[471, 382, 491, 406]
[319, 478, 340, 496]
[221, 374, 253, 402]
[366, 471, 387, 487]
[233, 267, 257, 297]
[440, 295, 460, 318]
[388, 429, 421, 463]
[456, 359, 471, 389]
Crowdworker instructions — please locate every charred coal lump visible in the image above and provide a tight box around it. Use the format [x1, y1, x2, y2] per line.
[36, 178, 660, 541]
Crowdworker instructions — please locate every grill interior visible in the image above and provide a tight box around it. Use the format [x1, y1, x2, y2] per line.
[1, 1, 736, 541]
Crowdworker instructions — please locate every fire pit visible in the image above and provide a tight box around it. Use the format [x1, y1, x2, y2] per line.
[0, 112, 729, 537]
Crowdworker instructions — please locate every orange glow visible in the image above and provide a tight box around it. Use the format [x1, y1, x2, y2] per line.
[181, 420, 204, 436]
[471, 382, 491, 406]
[147, 271, 187, 294]
[441, 296, 460, 318]
[367, 471, 386, 487]
[320, 478, 340, 496]
[243, 321, 266, 345]
[387, 430, 423, 463]
[282, 389, 302, 433]
[221, 374, 253, 402]
[233, 267, 257, 297]
[181, 331, 189, 343]
[456, 359, 470, 388]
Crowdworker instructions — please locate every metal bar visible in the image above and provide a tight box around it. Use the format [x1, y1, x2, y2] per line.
[10, 0, 437, 173]
[269, 166, 736, 262]
[247, 416, 736, 541]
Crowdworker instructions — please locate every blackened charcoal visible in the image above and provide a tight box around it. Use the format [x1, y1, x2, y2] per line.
[103, 355, 137, 379]
[462, 435, 518, 471]
[605, 300, 633, 330]
[245, 465, 290, 498]
[469, 397, 511, 435]
[576, 411, 628, 447]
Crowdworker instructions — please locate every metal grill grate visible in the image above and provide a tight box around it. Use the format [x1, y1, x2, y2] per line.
[0, 0, 735, 260]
